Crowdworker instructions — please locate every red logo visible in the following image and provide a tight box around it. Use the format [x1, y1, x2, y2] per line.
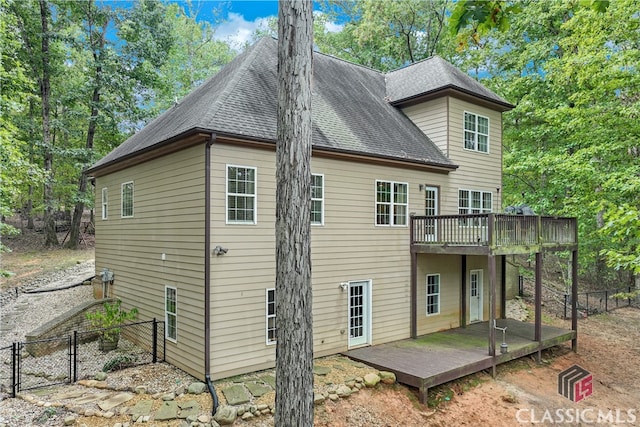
[558, 365, 592, 402]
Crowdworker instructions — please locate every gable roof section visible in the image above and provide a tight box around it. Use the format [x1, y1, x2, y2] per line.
[386, 56, 514, 111]
[92, 38, 511, 173]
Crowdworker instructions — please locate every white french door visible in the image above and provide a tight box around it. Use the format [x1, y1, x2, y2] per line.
[425, 186, 438, 241]
[348, 280, 371, 348]
[469, 270, 483, 322]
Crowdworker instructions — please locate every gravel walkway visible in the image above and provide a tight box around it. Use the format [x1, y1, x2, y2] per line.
[0, 261, 200, 426]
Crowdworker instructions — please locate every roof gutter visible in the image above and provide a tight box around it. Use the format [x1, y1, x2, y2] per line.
[204, 133, 219, 415]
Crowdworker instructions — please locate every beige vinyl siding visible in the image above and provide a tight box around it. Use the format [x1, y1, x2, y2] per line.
[465, 255, 504, 321]
[416, 255, 461, 334]
[207, 143, 449, 379]
[402, 98, 449, 157]
[403, 96, 503, 215]
[447, 98, 502, 211]
[94, 145, 206, 380]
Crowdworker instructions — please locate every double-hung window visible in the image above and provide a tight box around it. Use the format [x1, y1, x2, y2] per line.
[311, 174, 324, 225]
[121, 181, 134, 218]
[101, 188, 108, 220]
[165, 286, 177, 342]
[464, 112, 489, 153]
[376, 180, 408, 226]
[227, 165, 256, 224]
[266, 288, 276, 345]
[426, 274, 440, 315]
[458, 189, 492, 226]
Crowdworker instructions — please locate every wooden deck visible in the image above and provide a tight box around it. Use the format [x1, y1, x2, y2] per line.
[345, 319, 575, 403]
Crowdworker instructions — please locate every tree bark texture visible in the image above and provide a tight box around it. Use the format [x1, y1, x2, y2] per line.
[39, 0, 58, 247]
[275, 1, 314, 426]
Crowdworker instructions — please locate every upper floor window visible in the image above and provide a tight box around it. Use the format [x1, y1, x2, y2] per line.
[458, 189, 492, 216]
[227, 165, 256, 224]
[464, 112, 489, 153]
[101, 188, 108, 220]
[311, 174, 324, 225]
[376, 180, 408, 226]
[121, 181, 134, 218]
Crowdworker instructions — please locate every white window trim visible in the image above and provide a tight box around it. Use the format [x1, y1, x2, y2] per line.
[375, 180, 409, 227]
[121, 181, 134, 218]
[101, 188, 108, 220]
[266, 288, 276, 345]
[226, 164, 257, 225]
[165, 286, 177, 343]
[426, 274, 440, 316]
[463, 111, 490, 154]
[311, 173, 324, 226]
[458, 188, 493, 214]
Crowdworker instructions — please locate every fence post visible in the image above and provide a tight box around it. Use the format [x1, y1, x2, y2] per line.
[73, 331, 78, 383]
[564, 294, 568, 320]
[152, 318, 157, 363]
[11, 342, 17, 398]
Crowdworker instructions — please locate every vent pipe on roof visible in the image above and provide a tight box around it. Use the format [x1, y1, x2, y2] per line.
[204, 134, 220, 415]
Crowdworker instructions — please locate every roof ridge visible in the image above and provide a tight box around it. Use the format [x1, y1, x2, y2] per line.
[313, 49, 384, 75]
[385, 55, 440, 75]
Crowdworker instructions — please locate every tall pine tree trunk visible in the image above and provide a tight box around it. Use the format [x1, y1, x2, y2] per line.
[275, 1, 314, 425]
[39, 0, 58, 247]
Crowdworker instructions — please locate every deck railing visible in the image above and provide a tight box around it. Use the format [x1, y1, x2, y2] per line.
[411, 214, 577, 248]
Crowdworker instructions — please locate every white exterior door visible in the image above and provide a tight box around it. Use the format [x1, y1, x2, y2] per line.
[425, 186, 439, 241]
[469, 270, 483, 322]
[348, 280, 371, 348]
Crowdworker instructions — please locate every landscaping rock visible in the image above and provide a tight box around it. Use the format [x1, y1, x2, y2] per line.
[245, 381, 272, 397]
[328, 393, 339, 401]
[313, 365, 332, 376]
[129, 399, 153, 420]
[134, 385, 146, 394]
[95, 372, 107, 381]
[162, 392, 175, 401]
[63, 416, 76, 426]
[98, 392, 134, 411]
[213, 405, 237, 425]
[336, 384, 352, 397]
[363, 373, 381, 387]
[187, 382, 207, 395]
[259, 374, 276, 389]
[379, 371, 397, 384]
[221, 384, 250, 405]
[314, 392, 325, 405]
[154, 401, 179, 421]
[178, 400, 200, 419]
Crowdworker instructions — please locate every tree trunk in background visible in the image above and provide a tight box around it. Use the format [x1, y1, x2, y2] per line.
[275, 1, 314, 426]
[67, 6, 106, 249]
[39, 0, 58, 247]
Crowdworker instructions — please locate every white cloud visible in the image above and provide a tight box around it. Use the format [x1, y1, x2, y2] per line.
[214, 12, 274, 50]
[323, 20, 344, 33]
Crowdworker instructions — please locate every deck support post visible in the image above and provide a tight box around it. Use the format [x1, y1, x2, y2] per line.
[461, 255, 467, 328]
[535, 252, 543, 362]
[411, 250, 418, 339]
[488, 254, 497, 357]
[571, 249, 578, 352]
[500, 255, 506, 319]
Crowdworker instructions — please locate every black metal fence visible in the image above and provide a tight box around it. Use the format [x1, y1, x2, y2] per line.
[0, 319, 164, 398]
[563, 287, 637, 319]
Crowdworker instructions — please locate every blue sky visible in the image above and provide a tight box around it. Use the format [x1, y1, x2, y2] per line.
[173, 1, 334, 48]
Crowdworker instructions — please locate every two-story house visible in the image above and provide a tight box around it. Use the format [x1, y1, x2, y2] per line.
[87, 37, 578, 401]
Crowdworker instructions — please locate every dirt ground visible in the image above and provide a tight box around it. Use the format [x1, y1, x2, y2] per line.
[2, 226, 639, 426]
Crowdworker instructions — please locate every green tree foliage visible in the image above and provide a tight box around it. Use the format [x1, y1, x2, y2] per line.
[479, 0, 638, 281]
[3, 0, 235, 251]
[316, 0, 453, 71]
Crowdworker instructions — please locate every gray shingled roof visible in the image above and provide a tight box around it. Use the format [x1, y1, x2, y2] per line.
[90, 38, 508, 173]
[386, 55, 513, 109]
